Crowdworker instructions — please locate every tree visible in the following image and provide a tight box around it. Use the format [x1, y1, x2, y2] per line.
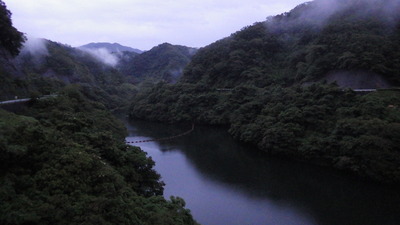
[0, 0, 25, 56]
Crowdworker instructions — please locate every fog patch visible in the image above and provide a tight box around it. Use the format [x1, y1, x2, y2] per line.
[266, 0, 400, 32]
[168, 68, 184, 83]
[79, 47, 119, 67]
[187, 48, 198, 56]
[293, 0, 342, 26]
[20, 37, 49, 56]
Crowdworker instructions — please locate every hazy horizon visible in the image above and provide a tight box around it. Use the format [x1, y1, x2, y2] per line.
[6, 0, 306, 50]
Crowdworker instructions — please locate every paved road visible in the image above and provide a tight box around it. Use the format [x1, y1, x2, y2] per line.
[0, 98, 31, 105]
[0, 95, 58, 105]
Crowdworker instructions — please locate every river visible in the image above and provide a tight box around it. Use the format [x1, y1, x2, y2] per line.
[125, 120, 400, 225]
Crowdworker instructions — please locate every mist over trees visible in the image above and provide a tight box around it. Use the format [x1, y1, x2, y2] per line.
[1, 0, 400, 223]
[131, 0, 400, 184]
[182, 0, 400, 87]
[0, 36, 196, 110]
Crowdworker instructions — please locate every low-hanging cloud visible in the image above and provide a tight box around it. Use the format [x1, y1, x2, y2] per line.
[21, 37, 49, 56]
[80, 47, 119, 67]
[267, 0, 400, 33]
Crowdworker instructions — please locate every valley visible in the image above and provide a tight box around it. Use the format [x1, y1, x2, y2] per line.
[1, 0, 400, 224]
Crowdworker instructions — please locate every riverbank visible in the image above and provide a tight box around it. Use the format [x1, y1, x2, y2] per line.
[125, 119, 400, 225]
[0, 86, 198, 225]
[129, 83, 400, 185]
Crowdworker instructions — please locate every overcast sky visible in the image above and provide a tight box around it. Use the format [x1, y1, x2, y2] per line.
[6, 0, 306, 50]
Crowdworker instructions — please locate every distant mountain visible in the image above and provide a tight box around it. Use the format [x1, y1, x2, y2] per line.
[80, 42, 143, 54]
[16, 40, 120, 84]
[119, 43, 197, 83]
[0, 38, 138, 110]
[0, 38, 197, 99]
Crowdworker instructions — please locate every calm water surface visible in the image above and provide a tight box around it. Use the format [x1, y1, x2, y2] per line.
[125, 120, 400, 225]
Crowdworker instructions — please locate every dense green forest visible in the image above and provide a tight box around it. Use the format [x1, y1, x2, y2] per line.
[1, 39, 139, 112]
[119, 43, 197, 84]
[130, 0, 400, 184]
[0, 0, 25, 56]
[1, 40, 195, 111]
[2, 0, 400, 222]
[0, 87, 197, 225]
[0, 1, 198, 224]
[182, 0, 400, 87]
[78, 42, 195, 84]
[130, 82, 400, 183]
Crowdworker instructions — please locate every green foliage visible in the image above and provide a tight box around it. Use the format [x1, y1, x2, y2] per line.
[181, 0, 400, 87]
[0, 39, 137, 111]
[0, 86, 198, 225]
[0, 0, 25, 56]
[130, 0, 400, 184]
[120, 43, 196, 84]
[0, 4, 199, 224]
[130, 80, 400, 184]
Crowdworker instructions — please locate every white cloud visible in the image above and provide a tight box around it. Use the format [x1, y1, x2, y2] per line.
[80, 48, 119, 67]
[6, 0, 306, 50]
[21, 36, 48, 56]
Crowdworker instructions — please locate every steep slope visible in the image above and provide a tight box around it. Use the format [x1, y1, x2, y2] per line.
[0, 0, 26, 100]
[0, 0, 24, 56]
[0, 1, 198, 224]
[182, 0, 400, 88]
[0, 87, 198, 225]
[0, 38, 137, 111]
[120, 43, 197, 83]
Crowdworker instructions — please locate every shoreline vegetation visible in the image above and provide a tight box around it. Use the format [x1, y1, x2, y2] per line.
[129, 83, 400, 185]
[0, 86, 199, 225]
[0, 0, 199, 223]
[1, 0, 400, 224]
[129, 0, 400, 185]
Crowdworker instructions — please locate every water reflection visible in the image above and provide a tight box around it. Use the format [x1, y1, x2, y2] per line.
[126, 120, 400, 225]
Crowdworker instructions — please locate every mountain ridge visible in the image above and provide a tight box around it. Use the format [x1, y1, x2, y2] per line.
[79, 42, 143, 54]
[181, 0, 400, 88]
[119, 42, 197, 83]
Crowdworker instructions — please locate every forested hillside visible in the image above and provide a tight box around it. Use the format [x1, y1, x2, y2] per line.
[0, 0, 24, 56]
[0, 1, 198, 224]
[120, 43, 197, 83]
[0, 0, 26, 99]
[1, 39, 196, 109]
[0, 38, 138, 112]
[182, 0, 400, 87]
[80, 42, 143, 54]
[130, 0, 400, 184]
[0, 86, 197, 225]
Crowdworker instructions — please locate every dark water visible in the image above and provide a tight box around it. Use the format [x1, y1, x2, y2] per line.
[125, 120, 400, 225]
